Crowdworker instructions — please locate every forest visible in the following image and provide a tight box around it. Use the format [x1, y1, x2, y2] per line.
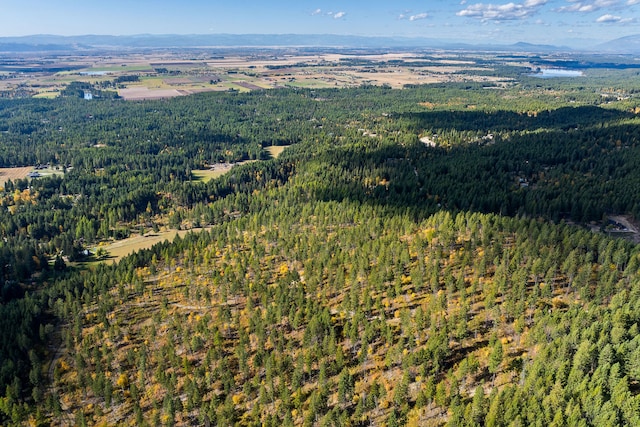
[1, 59, 640, 425]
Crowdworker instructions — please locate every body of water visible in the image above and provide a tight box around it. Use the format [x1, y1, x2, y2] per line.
[529, 68, 583, 78]
[80, 71, 110, 76]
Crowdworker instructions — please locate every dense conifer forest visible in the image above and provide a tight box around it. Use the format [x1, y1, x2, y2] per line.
[1, 62, 640, 425]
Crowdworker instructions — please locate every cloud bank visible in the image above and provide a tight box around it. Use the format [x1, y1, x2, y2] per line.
[457, 0, 548, 21]
[596, 13, 635, 22]
[557, 0, 618, 13]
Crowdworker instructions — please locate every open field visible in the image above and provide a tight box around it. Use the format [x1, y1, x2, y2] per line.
[283, 78, 335, 88]
[96, 228, 210, 263]
[0, 50, 517, 99]
[0, 167, 33, 187]
[118, 86, 185, 100]
[0, 166, 64, 187]
[264, 145, 286, 158]
[94, 148, 283, 258]
[191, 167, 231, 182]
[191, 146, 284, 183]
[192, 160, 257, 182]
[33, 91, 60, 98]
[82, 64, 154, 73]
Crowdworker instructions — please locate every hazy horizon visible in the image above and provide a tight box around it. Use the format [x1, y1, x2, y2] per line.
[2, 1, 640, 49]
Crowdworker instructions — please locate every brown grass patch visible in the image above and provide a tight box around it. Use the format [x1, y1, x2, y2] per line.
[98, 228, 210, 263]
[192, 160, 257, 183]
[264, 145, 286, 159]
[0, 166, 34, 187]
[191, 168, 229, 182]
[118, 87, 185, 100]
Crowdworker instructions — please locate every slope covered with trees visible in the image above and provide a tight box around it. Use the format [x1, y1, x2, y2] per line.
[1, 62, 640, 425]
[48, 203, 640, 426]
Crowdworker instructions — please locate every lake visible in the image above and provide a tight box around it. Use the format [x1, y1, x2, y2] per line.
[529, 69, 583, 78]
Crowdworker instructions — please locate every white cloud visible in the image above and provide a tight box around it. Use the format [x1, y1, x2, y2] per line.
[627, 0, 640, 4]
[311, 8, 346, 20]
[596, 13, 635, 22]
[409, 13, 429, 21]
[596, 13, 621, 21]
[557, 0, 619, 13]
[457, 0, 548, 21]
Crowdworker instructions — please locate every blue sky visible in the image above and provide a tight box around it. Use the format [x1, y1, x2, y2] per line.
[2, 0, 640, 47]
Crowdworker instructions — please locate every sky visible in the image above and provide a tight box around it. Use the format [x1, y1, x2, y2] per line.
[1, 0, 640, 47]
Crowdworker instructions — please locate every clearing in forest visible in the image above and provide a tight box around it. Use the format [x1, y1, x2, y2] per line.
[191, 146, 286, 183]
[0, 166, 64, 187]
[96, 228, 210, 263]
[264, 145, 286, 159]
[191, 160, 256, 183]
[191, 146, 285, 183]
[0, 167, 33, 187]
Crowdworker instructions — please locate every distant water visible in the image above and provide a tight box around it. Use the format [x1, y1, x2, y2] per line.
[529, 69, 583, 78]
[80, 71, 109, 76]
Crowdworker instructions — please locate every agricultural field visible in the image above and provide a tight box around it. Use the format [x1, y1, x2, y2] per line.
[118, 86, 185, 100]
[0, 50, 517, 99]
[3, 46, 640, 426]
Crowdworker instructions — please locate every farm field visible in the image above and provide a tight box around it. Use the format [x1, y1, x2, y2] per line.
[0, 50, 515, 99]
[4, 43, 640, 426]
[118, 86, 185, 100]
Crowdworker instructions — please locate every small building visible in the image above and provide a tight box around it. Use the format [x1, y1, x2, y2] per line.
[83, 91, 93, 100]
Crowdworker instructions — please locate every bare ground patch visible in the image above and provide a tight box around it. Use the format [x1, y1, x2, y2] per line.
[118, 87, 185, 100]
[0, 166, 35, 187]
[420, 136, 437, 147]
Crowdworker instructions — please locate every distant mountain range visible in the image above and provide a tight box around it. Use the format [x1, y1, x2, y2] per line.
[596, 34, 640, 53]
[0, 33, 638, 54]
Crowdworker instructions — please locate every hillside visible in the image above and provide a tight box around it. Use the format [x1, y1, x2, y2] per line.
[1, 54, 640, 425]
[49, 203, 640, 426]
[597, 34, 640, 54]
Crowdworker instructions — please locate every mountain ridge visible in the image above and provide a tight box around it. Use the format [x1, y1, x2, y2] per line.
[0, 33, 575, 53]
[596, 34, 640, 53]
